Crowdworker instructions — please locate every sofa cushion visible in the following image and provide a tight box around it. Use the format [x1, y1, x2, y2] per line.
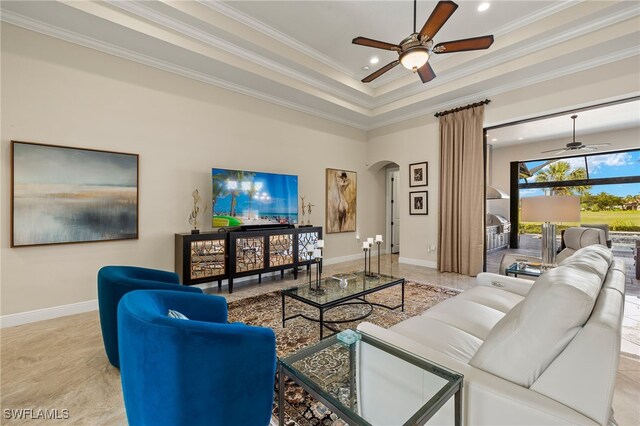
[390, 316, 483, 363]
[558, 244, 613, 280]
[470, 246, 607, 387]
[421, 298, 506, 341]
[389, 286, 520, 363]
[455, 286, 524, 313]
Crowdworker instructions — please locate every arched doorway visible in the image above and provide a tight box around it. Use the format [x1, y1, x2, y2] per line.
[368, 160, 401, 255]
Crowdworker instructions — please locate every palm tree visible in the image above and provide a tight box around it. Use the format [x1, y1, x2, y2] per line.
[211, 174, 225, 215]
[228, 171, 244, 217]
[534, 161, 591, 195]
[244, 173, 257, 219]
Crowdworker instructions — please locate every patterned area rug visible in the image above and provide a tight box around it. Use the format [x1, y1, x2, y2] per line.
[227, 281, 460, 426]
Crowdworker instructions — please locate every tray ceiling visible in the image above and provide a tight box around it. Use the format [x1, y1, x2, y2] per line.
[2, 1, 639, 130]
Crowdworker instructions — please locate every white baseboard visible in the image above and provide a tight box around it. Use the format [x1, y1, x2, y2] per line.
[0, 299, 98, 329]
[0, 252, 380, 327]
[399, 256, 438, 269]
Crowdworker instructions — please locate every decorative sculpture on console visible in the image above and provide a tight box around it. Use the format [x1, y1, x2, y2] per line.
[307, 202, 315, 226]
[188, 189, 207, 234]
[300, 196, 307, 226]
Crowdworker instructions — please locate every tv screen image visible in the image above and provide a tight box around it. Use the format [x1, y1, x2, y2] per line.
[212, 168, 298, 227]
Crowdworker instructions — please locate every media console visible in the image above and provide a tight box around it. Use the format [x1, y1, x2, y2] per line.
[175, 226, 323, 293]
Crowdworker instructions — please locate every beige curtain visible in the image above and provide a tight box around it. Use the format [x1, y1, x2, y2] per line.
[437, 106, 485, 276]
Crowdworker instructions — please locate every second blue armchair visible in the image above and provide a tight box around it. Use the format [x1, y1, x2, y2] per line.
[118, 290, 277, 426]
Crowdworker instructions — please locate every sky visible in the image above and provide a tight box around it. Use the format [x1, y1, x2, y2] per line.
[14, 142, 137, 187]
[212, 168, 298, 215]
[520, 150, 640, 197]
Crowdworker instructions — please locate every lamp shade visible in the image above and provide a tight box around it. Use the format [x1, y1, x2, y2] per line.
[521, 195, 580, 222]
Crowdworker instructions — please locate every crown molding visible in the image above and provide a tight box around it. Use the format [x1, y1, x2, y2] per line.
[371, 3, 640, 108]
[369, 46, 640, 130]
[491, 0, 579, 38]
[200, 0, 359, 81]
[2, 5, 637, 132]
[0, 11, 369, 130]
[105, 0, 370, 109]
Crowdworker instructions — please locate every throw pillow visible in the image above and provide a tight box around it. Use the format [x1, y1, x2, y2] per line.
[168, 309, 189, 320]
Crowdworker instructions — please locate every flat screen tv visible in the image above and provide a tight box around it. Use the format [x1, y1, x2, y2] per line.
[212, 168, 298, 227]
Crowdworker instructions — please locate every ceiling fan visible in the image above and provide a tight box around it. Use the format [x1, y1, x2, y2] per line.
[352, 0, 494, 83]
[540, 115, 611, 156]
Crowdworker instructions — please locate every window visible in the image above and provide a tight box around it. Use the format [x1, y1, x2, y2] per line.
[514, 148, 640, 250]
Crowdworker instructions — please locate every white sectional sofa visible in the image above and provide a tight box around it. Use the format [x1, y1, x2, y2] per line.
[358, 245, 625, 425]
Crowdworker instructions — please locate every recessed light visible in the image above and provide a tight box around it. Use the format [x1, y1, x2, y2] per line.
[370, 57, 379, 65]
[477, 2, 490, 12]
[518, 137, 524, 140]
[491, 138, 497, 142]
[361, 66, 370, 71]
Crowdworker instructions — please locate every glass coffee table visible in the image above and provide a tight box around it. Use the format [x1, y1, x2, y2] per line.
[505, 262, 542, 278]
[281, 271, 404, 339]
[278, 330, 463, 426]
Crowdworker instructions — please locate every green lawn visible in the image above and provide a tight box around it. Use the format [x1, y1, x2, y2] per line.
[520, 209, 640, 232]
[580, 210, 640, 225]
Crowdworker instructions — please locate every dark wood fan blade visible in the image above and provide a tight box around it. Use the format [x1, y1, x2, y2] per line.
[352, 36, 401, 51]
[362, 60, 400, 83]
[417, 62, 436, 83]
[433, 35, 494, 53]
[419, 1, 458, 41]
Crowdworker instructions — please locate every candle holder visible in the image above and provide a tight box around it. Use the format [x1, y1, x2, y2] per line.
[376, 240, 382, 277]
[364, 239, 377, 278]
[307, 246, 315, 291]
[362, 245, 369, 279]
[309, 246, 325, 294]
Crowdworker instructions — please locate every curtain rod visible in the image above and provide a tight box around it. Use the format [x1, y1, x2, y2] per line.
[434, 99, 491, 118]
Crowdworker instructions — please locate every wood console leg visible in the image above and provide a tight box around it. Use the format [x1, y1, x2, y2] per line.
[228, 279, 233, 294]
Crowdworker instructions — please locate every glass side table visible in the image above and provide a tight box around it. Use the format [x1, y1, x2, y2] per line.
[505, 262, 542, 278]
[278, 330, 463, 426]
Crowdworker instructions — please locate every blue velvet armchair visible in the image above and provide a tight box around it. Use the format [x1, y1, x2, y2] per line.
[117, 290, 277, 426]
[97, 265, 202, 368]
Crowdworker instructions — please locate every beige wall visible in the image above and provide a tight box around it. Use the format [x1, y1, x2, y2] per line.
[367, 56, 640, 265]
[0, 24, 385, 316]
[2, 22, 639, 318]
[489, 127, 640, 219]
[367, 117, 440, 267]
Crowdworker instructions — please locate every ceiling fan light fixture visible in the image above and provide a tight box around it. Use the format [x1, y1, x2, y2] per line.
[400, 47, 430, 71]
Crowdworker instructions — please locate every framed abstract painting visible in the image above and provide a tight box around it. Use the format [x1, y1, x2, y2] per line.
[325, 168, 357, 233]
[11, 141, 139, 247]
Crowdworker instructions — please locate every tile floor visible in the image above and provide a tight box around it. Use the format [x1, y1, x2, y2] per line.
[1, 252, 638, 424]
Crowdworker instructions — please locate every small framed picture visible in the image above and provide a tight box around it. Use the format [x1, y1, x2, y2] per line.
[409, 191, 428, 215]
[409, 162, 428, 187]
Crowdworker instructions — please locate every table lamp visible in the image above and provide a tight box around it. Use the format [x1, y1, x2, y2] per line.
[521, 195, 580, 270]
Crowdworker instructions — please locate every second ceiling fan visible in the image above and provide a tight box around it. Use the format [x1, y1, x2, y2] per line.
[353, 0, 494, 83]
